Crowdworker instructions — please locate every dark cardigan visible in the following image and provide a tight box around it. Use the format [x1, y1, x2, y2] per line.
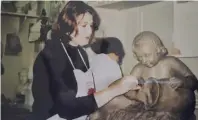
[32, 37, 98, 120]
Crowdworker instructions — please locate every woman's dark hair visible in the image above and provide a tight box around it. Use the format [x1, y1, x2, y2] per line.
[91, 37, 125, 65]
[52, 1, 100, 42]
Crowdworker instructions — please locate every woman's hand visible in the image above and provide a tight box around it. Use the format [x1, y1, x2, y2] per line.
[115, 75, 141, 94]
[94, 76, 141, 108]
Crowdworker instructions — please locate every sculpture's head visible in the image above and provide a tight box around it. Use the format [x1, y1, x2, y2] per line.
[18, 68, 28, 84]
[132, 31, 168, 67]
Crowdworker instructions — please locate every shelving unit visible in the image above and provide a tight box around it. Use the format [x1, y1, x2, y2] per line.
[1, 11, 40, 34]
[1, 11, 39, 18]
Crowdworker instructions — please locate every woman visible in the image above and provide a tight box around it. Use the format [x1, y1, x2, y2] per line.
[32, 1, 139, 120]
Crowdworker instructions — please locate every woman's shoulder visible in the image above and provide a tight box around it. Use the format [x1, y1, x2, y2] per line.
[42, 39, 62, 59]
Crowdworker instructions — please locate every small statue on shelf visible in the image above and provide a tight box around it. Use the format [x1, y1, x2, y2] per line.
[28, 1, 38, 16]
[13, 1, 29, 13]
[16, 68, 29, 98]
[15, 68, 33, 110]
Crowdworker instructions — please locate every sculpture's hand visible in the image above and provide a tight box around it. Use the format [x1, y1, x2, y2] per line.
[169, 77, 183, 90]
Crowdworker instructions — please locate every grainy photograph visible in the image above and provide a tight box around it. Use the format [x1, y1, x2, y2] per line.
[1, 1, 198, 120]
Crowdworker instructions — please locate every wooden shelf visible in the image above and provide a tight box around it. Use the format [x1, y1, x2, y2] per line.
[1, 11, 39, 18]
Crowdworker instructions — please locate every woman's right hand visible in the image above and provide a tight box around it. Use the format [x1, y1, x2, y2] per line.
[94, 75, 141, 108]
[116, 75, 141, 94]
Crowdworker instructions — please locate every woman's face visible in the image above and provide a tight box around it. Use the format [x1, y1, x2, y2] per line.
[70, 12, 93, 46]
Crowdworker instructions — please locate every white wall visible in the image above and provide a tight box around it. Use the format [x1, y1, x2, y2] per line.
[173, 1, 198, 57]
[95, 8, 127, 42]
[95, 8, 127, 70]
[120, 7, 140, 75]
